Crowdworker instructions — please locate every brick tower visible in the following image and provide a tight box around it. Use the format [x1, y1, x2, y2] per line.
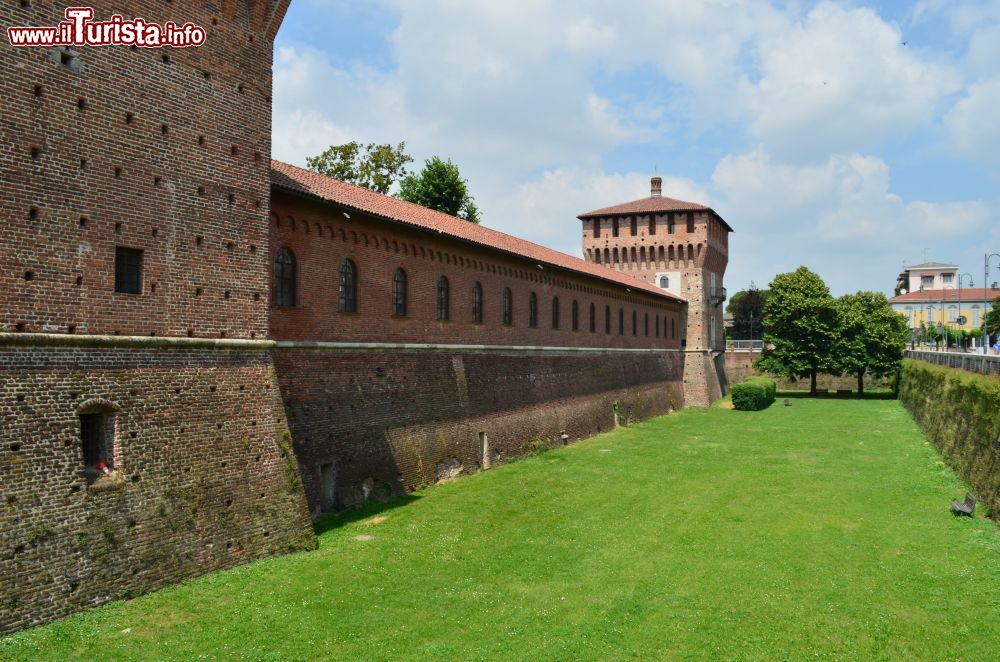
[577, 176, 732, 405]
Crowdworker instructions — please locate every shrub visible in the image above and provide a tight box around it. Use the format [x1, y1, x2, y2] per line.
[898, 359, 1000, 517]
[731, 377, 776, 411]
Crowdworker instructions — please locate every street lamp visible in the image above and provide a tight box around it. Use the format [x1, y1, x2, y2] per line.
[958, 273, 974, 351]
[941, 285, 955, 352]
[985, 253, 1000, 354]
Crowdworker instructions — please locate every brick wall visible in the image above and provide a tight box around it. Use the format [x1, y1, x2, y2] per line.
[0, 340, 313, 634]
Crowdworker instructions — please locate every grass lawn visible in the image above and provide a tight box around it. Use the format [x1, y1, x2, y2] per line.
[3, 395, 999, 660]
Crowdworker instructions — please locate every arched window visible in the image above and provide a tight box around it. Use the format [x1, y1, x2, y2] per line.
[589, 303, 596, 332]
[603, 248, 610, 264]
[605, 305, 611, 333]
[502, 287, 513, 325]
[630, 247, 637, 264]
[640, 247, 646, 265]
[392, 268, 407, 316]
[273, 248, 296, 307]
[437, 276, 450, 321]
[572, 300, 579, 331]
[612, 248, 619, 264]
[595, 250, 602, 265]
[472, 282, 483, 323]
[552, 296, 560, 329]
[659, 275, 669, 289]
[687, 244, 694, 261]
[528, 292, 538, 328]
[619, 308, 624, 335]
[668, 245, 675, 262]
[658, 246, 664, 264]
[338, 259, 357, 313]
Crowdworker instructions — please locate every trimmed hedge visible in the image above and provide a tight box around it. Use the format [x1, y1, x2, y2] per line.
[898, 359, 1000, 517]
[731, 376, 777, 411]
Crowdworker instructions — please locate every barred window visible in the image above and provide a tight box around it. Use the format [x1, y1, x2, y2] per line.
[115, 246, 143, 295]
[273, 248, 295, 307]
[437, 275, 450, 321]
[472, 282, 483, 323]
[392, 268, 407, 316]
[552, 296, 560, 329]
[529, 292, 538, 328]
[338, 259, 357, 313]
[502, 287, 513, 325]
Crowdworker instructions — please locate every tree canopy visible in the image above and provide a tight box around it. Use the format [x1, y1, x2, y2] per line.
[726, 284, 768, 340]
[754, 266, 839, 394]
[834, 291, 910, 394]
[306, 141, 413, 195]
[398, 156, 480, 223]
[984, 297, 1000, 338]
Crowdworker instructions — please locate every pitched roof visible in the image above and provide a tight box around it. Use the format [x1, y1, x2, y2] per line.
[904, 262, 958, 270]
[270, 161, 685, 304]
[577, 195, 733, 232]
[890, 288, 1000, 303]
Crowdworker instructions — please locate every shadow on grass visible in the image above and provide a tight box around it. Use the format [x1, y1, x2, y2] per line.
[778, 390, 896, 400]
[314, 494, 422, 536]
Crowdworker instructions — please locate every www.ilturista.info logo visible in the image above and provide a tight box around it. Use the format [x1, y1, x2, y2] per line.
[7, 7, 206, 48]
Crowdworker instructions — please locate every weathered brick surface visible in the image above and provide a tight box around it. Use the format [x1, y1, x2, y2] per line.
[274, 348, 685, 512]
[0, 343, 314, 634]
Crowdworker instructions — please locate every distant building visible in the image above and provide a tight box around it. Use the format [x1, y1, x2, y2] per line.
[889, 287, 998, 333]
[894, 261, 959, 296]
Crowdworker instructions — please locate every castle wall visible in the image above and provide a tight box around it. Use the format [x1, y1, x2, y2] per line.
[0, 337, 313, 634]
[274, 347, 685, 512]
[0, 1, 311, 634]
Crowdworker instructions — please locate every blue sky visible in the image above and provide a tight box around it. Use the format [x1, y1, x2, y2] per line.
[272, 0, 1000, 296]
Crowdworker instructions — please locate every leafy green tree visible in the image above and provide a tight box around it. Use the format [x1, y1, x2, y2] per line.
[984, 297, 1000, 338]
[398, 156, 480, 223]
[835, 292, 910, 394]
[755, 267, 839, 395]
[306, 141, 413, 194]
[726, 283, 768, 340]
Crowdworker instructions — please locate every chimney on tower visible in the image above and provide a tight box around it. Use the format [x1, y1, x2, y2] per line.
[650, 176, 662, 198]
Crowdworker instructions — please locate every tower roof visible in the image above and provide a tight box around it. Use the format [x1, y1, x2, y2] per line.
[577, 177, 732, 232]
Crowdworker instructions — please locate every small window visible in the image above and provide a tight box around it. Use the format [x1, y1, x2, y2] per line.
[648, 216, 656, 235]
[338, 259, 357, 312]
[392, 268, 407, 316]
[644, 312, 648, 337]
[668, 214, 675, 235]
[632, 310, 637, 336]
[552, 296, 560, 329]
[437, 275, 450, 321]
[612, 219, 619, 237]
[659, 275, 669, 289]
[671, 317, 676, 338]
[589, 303, 596, 332]
[472, 282, 483, 323]
[114, 246, 143, 294]
[592, 219, 600, 238]
[656, 315, 660, 337]
[571, 300, 579, 331]
[529, 292, 538, 328]
[502, 287, 513, 326]
[686, 212, 695, 233]
[630, 217, 637, 236]
[605, 305, 611, 334]
[942, 273, 954, 284]
[921, 275, 933, 287]
[273, 248, 295, 306]
[80, 406, 117, 485]
[619, 308, 624, 335]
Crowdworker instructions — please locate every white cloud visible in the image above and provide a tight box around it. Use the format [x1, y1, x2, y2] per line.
[712, 149, 991, 294]
[944, 77, 1000, 161]
[740, 3, 960, 160]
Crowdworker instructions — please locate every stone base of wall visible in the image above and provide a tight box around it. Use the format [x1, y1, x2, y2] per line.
[0, 339, 315, 635]
[681, 350, 726, 407]
[272, 346, 685, 513]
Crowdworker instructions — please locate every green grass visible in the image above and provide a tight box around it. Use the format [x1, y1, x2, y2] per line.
[4, 396, 999, 660]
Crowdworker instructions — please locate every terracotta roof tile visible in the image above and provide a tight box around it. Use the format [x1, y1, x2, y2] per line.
[577, 195, 733, 232]
[271, 160, 684, 303]
[890, 288, 1000, 303]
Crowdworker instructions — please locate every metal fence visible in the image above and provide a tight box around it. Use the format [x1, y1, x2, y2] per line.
[726, 339, 763, 352]
[905, 350, 1000, 377]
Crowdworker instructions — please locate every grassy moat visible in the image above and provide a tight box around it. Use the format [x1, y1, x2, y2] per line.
[3, 395, 998, 659]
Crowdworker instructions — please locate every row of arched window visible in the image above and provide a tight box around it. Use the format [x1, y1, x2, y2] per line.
[273, 248, 678, 339]
[590, 243, 699, 267]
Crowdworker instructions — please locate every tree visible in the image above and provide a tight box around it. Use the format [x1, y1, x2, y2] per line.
[726, 283, 768, 340]
[398, 156, 480, 223]
[306, 141, 412, 194]
[984, 297, 1000, 338]
[754, 266, 839, 395]
[835, 292, 909, 394]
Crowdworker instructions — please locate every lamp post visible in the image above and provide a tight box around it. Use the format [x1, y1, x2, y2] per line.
[941, 286, 955, 352]
[986, 254, 1000, 355]
[958, 273, 974, 351]
[918, 286, 925, 348]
